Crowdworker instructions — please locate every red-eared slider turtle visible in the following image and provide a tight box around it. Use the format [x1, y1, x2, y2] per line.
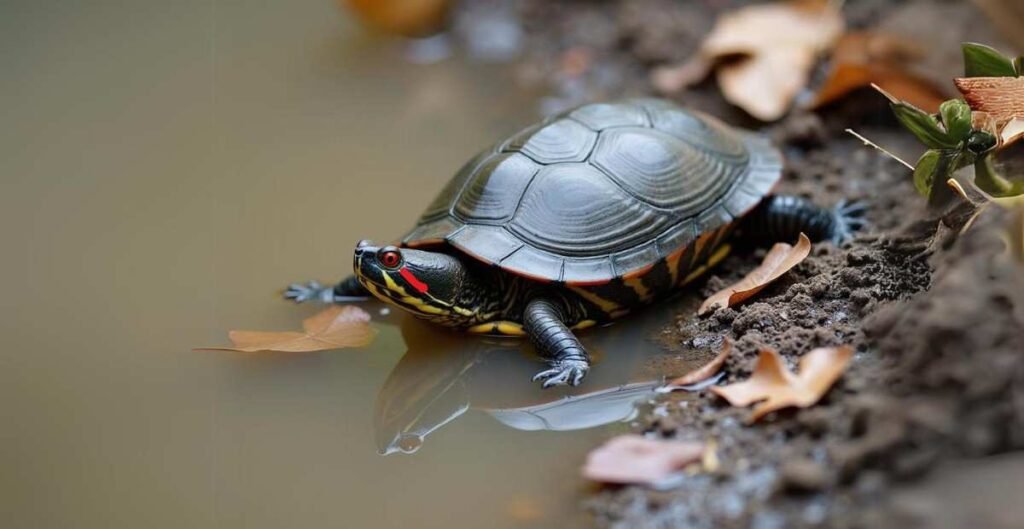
[286, 99, 864, 387]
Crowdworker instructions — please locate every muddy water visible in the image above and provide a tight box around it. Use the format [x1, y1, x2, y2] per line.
[0, 2, 699, 528]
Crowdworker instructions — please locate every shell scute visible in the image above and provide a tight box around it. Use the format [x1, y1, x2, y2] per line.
[503, 118, 597, 164]
[454, 152, 540, 223]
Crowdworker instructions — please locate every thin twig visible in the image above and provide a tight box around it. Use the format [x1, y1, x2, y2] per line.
[845, 128, 915, 170]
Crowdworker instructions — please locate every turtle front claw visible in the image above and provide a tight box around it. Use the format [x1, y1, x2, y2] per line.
[283, 280, 335, 304]
[532, 359, 590, 388]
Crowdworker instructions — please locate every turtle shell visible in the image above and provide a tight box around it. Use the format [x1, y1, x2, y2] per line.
[402, 99, 783, 284]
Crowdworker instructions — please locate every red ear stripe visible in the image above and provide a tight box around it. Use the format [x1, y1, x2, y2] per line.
[398, 267, 429, 294]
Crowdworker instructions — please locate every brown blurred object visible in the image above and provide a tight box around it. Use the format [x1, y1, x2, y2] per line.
[971, 0, 1024, 51]
[344, 0, 452, 37]
[504, 496, 544, 522]
[810, 32, 948, 113]
[654, 0, 844, 121]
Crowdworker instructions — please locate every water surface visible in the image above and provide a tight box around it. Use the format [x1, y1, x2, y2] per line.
[0, 2, 699, 527]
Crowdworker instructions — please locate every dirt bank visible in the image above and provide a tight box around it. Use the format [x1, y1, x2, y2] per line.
[492, 0, 1024, 526]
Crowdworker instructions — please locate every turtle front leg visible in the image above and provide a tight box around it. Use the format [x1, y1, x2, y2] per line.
[745, 195, 867, 245]
[284, 275, 369, 304]
[524, 298, 591, 388]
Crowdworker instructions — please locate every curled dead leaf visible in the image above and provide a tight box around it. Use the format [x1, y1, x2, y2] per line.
[665, 338, 733, 387]
[699, 233, 812, 315]
[197, 305, 376, 353]
[954, 77, 1024, 125]
[810, 32, 946, 113]
[582, 435, 705, 485]
[711, 345, 854, 422]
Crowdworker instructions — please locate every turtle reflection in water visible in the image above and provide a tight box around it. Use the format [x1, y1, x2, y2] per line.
[287, 99, 864, 387]
[374, 303, 694, 455]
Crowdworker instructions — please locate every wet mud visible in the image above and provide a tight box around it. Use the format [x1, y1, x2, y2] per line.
[495, 0, 1024, 527]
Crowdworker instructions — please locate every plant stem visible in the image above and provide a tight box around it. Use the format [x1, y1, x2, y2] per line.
[974, 154, 1016, 196]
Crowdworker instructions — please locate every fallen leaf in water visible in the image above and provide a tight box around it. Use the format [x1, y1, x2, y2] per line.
[582, 435, 705, 485]
[810, 32, 947, 112]
[711, 346, 853, 422]
[197, 305, 376, 352]
[954, 76, 1024, 126]
[699, 233, 811, 315]
[666, 338, 733, 387]
[703, 0, 843, 120]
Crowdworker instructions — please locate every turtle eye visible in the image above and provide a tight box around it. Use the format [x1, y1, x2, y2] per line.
[378, 247, 402, 269]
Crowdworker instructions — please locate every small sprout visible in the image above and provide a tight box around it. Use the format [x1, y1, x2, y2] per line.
[962, 42, 1019, 78]
[855, 43, 1024, 207]
[939, 99, 973, 143]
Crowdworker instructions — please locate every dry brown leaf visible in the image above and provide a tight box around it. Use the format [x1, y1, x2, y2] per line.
[582, 435, 705, 485]
[197, 305, 376, 352]
[1001, 117, 1024, 147]
[700, 0, 844, 120]
[666, 338, 733, 386]
[810, 32, 947, 113]
[711, 346, 853, 422]
[699, 233, 812, 315]
[955, 77, 1024, 125]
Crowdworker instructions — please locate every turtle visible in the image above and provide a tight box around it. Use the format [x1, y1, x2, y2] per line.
[285, 99, 864, 388]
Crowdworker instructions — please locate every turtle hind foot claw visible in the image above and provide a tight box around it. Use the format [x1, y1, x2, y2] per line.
[831, 199, 869, 244]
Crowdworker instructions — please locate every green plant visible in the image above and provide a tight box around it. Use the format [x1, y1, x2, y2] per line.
[878, 43, 1024, 207]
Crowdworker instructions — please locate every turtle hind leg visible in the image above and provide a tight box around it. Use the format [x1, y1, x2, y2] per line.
[284, 275, 370, 304]
[523, 298, 591, 388]
[744, 195, 867, 245]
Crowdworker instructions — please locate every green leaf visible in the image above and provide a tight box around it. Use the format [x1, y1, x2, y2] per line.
[962, 42, 1017, 77]
[913, 150, 941, 197]
[891, 101, 958, 149]
[1016, 56, 1024, 76]
[939, 99, 972, 142]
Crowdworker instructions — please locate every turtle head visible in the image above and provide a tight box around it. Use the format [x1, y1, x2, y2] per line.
[354, 241, 480, 327]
